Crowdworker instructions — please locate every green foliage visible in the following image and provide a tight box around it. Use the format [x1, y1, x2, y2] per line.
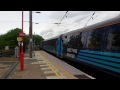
[33, 34, 44, 45]
[5, 28, 21, 46]
[0, 35, 4, 46]
[0, 35, 5, 50]
[0, 28, 44, 50]
[0, 28, 21, 48]
[24, 35, 29, 45]
[24, 34, 44, 46]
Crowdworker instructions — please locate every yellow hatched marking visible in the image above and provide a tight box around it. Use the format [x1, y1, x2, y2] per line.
[39, 52, 63, 79]
[41, 51, 77, 79]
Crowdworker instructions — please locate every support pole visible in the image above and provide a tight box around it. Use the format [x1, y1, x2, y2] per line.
[29, 11, 32, 58]
[20, 11, 24, 71]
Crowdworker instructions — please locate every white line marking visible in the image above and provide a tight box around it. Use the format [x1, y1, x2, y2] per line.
[40, 65, 48, 67]
[41, 67, 51, 70]
[46, 76, 59, 79]
[44, 71, 54, 74]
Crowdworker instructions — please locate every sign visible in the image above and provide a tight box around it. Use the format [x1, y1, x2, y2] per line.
[30, 38, 32, 42]
[21, 42, 23, 46]
[18, 41, 21, 45]
[5, 46, 9, 50]
[19, 32, 26, 37]
[17, 37, 23, 41]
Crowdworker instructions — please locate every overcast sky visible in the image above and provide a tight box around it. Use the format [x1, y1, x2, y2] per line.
[0, 11, 120, 39]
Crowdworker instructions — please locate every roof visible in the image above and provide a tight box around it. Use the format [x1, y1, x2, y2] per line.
[63, 15, 120, 36]
[43, 15, 120, 41]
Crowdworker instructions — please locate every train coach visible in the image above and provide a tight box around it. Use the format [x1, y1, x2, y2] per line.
[41, 16, 120, 78]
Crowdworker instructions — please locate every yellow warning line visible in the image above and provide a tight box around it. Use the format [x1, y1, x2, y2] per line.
[40, 51, 77, 79]
[39, 52, 63, 79]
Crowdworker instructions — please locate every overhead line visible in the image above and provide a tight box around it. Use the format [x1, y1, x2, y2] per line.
[57, 11, 68, 26]
[84, 11, 96, 27]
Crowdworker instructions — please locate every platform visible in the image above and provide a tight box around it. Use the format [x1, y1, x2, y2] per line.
[7, 50, 95, 79]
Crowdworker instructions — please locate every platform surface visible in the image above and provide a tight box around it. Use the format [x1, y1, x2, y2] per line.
[7, 50, 95, 79]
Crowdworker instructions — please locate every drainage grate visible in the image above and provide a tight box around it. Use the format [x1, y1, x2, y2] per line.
[74, 75, 91, 79]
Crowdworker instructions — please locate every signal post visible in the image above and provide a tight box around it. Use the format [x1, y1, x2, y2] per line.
[17, 32, 25, 71]
[17, 11, 26, 71]
[17, 37, 22, 60]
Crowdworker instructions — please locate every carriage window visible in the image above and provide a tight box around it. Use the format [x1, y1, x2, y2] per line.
[67, 32, 86, 48]
[106, 25, 120, 51]
[77, 32, 84, 48]
[68, 35, 75, 47]
[86, 28, 103, 50]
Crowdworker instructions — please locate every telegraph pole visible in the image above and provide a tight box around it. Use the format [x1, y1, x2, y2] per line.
[29, 11, 32, 58]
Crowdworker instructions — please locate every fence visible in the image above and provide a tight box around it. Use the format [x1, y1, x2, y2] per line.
[0, 46, 15, 57]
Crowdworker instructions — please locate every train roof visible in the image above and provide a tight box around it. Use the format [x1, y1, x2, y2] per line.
[43, 35, 61, 41]
[43, 15, 120, 41]
[63, 15, 120, 36]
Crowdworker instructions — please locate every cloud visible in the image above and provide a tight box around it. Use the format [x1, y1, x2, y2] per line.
[66, 11, 93, 18]
[49, 11, 67, 20]
[0, 11, 119, 40]
[39, 29, 54, 39]
[45, 11, 120, 40]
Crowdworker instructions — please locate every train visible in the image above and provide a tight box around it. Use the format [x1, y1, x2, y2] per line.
[40, 15, 120, 78]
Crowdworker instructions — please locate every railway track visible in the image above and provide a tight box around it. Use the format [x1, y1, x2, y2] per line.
[0, 57, 19, 79]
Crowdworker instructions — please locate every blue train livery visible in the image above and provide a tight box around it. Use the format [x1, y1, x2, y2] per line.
[41, 16, 120, 78]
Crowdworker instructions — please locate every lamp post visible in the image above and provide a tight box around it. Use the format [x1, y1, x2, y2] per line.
[33, 23, 39, 51]
[29, 11, 40, 58]
[29, 11, 32, 58]
[33, 32, 35, 51]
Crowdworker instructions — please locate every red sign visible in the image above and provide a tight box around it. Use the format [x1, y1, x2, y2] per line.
[19, 32, 26, 37]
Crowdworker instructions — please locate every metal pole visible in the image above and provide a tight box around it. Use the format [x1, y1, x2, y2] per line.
[18, 41, 20, 60]
[20, 11, 24, 71]
[34, 32, 35, 51]
[29, 11, 32, 58]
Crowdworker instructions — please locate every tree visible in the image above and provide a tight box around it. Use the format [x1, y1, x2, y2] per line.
[0, 35, 4, 46]
[24, 34, 44, 50]
[0, 35, 5, 50]
[33, 34, 44, 45]
[4, 28, 22, 47]
[0, 28, 21, 49]
[0, 28, 44, 51]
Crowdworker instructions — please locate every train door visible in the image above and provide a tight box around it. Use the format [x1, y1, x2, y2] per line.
[56, 35, 63, 57]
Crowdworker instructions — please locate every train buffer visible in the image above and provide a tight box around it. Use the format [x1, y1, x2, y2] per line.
[7, 50, 95, 79]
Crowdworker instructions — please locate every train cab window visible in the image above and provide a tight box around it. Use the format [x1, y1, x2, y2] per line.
[106, 25, 120, 51]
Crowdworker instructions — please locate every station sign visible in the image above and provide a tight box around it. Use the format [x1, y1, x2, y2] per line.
[17, 37, 23, 41]
[19, 32, 26, 37]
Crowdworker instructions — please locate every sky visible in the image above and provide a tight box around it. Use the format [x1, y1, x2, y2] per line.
[0, 11, 120, 39]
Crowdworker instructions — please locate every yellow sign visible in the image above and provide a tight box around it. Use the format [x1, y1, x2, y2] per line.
[17, 37, 23, 41]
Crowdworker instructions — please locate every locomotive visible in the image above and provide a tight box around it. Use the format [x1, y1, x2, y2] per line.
[40, 15, 120, 78]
